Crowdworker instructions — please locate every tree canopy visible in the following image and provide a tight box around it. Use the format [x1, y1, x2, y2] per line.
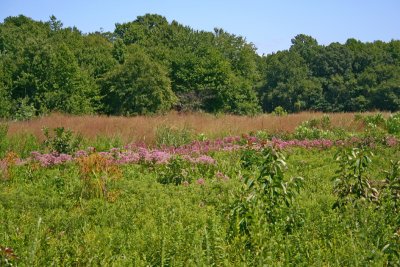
[0, 14, 399, 119]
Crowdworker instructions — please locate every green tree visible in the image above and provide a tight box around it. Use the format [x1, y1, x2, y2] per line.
[101, 46, 176, 115]
[12, 42, 99, 114]
[0, 61, 12, 117]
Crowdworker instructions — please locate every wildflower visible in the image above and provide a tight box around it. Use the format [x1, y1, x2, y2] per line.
[216, 171, 229, 181]
[195, 155, 216, 165]
[196, 178, 205, 186]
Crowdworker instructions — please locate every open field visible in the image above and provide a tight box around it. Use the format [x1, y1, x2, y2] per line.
[1, 112, 400, 266]
[5, 112, 383, 144]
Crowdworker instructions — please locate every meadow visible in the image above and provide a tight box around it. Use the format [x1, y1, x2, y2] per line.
[1, 112, 400, 266]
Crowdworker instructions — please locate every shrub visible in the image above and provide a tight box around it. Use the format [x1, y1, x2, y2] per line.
[42, 127, 82, 154]
[13, 97, 36, 121]
[382, 159, 400, 210]
[333, 147, 377, 208]
[386, 113, 400, 135]
[271, 106, 287, 116]
[155, 125, 193, 147]
[156, 156, 189, 185]
[229, 147, 303, 246]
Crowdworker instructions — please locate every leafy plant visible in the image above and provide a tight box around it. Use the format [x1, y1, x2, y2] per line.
[361, 113, 386, 128]
[386, 113, 400, 135]
[381, 159, 400, 265]
[13, 97, 36, 121]
[155, 125, 194, 147]
[294, 115, 336, 139]
[333, 147, 377, 208]
[271, 106, 287, 116]
[42, 127, 82, 154]
[156, 156, 189, 185]
[382, 160, 400, 209]
[229, 148, 303, 243]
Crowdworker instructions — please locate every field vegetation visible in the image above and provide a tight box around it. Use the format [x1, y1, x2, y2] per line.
[1, 112, 400, 266]
[5, 111, 378, 145]
[1, 11, 400, 267]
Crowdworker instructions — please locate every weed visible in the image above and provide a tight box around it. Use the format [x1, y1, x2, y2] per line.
[155, 124, 194, 147]
[0, 245, 18, 266]
[43, 127, 82, 154]
[229, 147, 303, 247]
[156, 156, 189, 185]
[77, 153, 121, 199]
[333, 147, 378, 208]
[383, 160, 400, 209]
[386, 113, 400, 135]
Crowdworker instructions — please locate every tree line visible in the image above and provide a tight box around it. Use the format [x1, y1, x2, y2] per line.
[0, 14, 399, 119]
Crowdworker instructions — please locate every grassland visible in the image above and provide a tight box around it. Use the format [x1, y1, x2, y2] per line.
[1, 112, 399, 266]
[6, 112, 369, 144]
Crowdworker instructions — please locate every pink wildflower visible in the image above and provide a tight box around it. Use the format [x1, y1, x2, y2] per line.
[196, 178, 205, 186]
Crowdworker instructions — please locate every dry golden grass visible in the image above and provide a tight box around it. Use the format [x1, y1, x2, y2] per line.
[6, 111, 381, 144]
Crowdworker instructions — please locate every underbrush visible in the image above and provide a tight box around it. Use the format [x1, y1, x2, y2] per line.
[1, 113, 400, 265]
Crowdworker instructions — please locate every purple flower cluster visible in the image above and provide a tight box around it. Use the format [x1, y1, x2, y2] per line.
[27, 145, 217, 168]
[31, 151, 72, 167]
[182, 155, 216, 165]
[6, 134, 399, 169]
[270, 138, 335, 150]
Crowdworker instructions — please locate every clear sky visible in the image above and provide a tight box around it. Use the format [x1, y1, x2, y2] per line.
[1, 0, 399, 55]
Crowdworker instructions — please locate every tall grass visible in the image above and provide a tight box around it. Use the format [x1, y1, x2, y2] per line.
[6, 112, 377, 145]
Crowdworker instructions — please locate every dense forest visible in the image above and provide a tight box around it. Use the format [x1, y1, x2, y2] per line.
[0, 14, 399, 119]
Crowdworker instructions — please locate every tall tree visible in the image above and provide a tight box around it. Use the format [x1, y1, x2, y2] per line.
[101, 45, 176, 115]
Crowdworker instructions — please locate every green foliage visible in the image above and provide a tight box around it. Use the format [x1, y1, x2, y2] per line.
[229, 148, 303, 247]
[1, 133, 400, 265]
[333, 147, 377, 208]
[102, 46, 176, 115]
[382, 159, 400, 209]
[89, 135, 123, 152]
[0, 123, 8, 157]
[42, 127, 82, 154]
[386, 113, 400, 135]
[1, 15, 400, 116]
[156, 156, 187, 185]
[271, 106, 287, 116]
[294, 124, 330, 140]
[14, 98, 36, 121]
[355, 113, 400, 138]
[6, 133, 40, 159]
[362, 113, 386, 127]
[155, 125, 193, 147]
[294, 115, 336, 139]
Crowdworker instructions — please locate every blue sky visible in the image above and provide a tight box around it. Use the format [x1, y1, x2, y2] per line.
[1, 0, 399, 55]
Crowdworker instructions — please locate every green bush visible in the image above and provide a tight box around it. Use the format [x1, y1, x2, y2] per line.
[42, 127, 82, 154]
[271, 106, 287, 116]
[155, 125, 194, 147]
[333, 147, 377, 208]
[13, 98, 36, 121]
[386, 113, 400, 135]
[229, 148, 303, 248]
